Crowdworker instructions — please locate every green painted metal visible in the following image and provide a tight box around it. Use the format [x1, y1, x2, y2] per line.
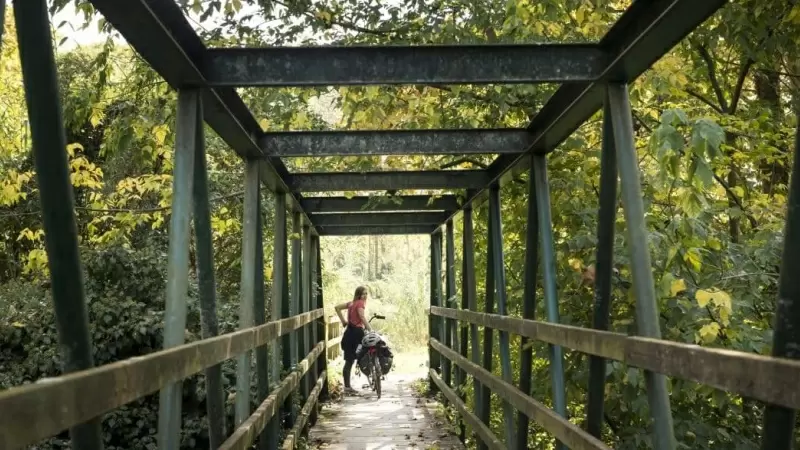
[289, 170, 489, 192]
[607, 83, 676, 450]
[190, 94, 226, 449]
[290, 210, 303, 425]
[157, 89, 198, 449]
[586, 102, 619, 438]
[488, 185, 516, 446]
[318, 225, 436, 236]
[13, 1, 103, 448]
[478, 202, 495, 450]
[760, 122, 800, 450]
[260, 129, 530, 156]
[205, 44, 606, 87]
[236, 159, 260, 425]
[302, 224, 313, 402]
[532, 154, 567, 450]
[310, 212, 449, 227]
[443, 221, 456, 388]
[463, 202, 482, 446]
[254, 194, 270, 450]
[517, 156, 539, 450]
[272, 193, 288, 443]
[313, 237, 327, 400]
[428, 231, 443, 392]
[300, 195, 460, 213]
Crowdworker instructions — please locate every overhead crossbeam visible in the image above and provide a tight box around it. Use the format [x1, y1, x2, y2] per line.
[310, 212, 449, 227]
[86, 0, 319, 236]
[260, 129, 530, 157]
[441, 0, 729, 227]
[202, 44, 607, 87]
[288, 170, 488, 192]
[300, 195, 461, 213]
[318, 225, 437, 236]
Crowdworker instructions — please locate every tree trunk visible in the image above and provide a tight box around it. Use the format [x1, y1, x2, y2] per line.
[754, 66, 785, 195]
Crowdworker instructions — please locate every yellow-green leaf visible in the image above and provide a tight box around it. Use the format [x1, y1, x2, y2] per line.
[696, 322, 720, 344]
[670, 278, 686, 296]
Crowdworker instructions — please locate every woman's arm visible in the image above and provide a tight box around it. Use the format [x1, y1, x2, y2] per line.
[334, 302, 349, 327]
[357, 307, 371, 331]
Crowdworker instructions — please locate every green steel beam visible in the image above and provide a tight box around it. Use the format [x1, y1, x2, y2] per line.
[300, 195, 460, 213]
[310, 212, 450, 227]
[288, 170, 489, 192]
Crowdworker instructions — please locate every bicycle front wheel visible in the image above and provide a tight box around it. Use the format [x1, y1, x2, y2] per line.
[372, 354, 382, 399]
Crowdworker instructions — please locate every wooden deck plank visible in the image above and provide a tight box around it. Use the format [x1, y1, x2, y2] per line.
[309, 365, 464, 450]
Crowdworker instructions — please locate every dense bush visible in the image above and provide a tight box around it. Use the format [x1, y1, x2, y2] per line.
[0, 246, 272, 450]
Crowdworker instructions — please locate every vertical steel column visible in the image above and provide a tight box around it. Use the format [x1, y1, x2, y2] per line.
[314, 237, 327, 398]
[236, 159, 259, 425]
[532, 154, 568, 450]
[190, 95, 226, 449]
[458, 200, 474, 443]
[444, 221, 456, 387]
[254, 194, 270, 450]
[429, 231, 443, 392]
[608, 83, 676, 450]
[760, 122, 800, 450]
[271, 193, 288, 443]
[478, 205, 495, 450]
[13, 2, 103, 448]
[289, 210, 303, 424]
[464, 202, 482, 446]
[302, 224, 312, 400]
[488, 185, 516, 446]
[517, 158, 540, 450]
[586, 102, 619, 438]
[156, 88, 199, 449]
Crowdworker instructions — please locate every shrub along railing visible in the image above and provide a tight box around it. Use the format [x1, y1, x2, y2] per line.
[0, 2, 329, 449]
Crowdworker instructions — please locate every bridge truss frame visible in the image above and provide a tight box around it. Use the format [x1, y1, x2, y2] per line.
[0, 0, 799, 450]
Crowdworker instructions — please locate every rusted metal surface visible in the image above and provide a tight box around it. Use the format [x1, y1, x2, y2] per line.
[219, 342, 325, 450]
[429, 370, 504, 450]
[431, 339, 611, 450]
[0, 309, 323, 450]
[204, 44, 606, 86]
[430, 307, 800, 410]
[281, 372, 326, 450]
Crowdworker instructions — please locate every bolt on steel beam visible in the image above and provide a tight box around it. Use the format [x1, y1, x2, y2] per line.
[203, 44, 607, 87]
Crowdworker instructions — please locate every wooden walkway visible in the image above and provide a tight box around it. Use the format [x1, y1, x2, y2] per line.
[309, 359, 464, 450]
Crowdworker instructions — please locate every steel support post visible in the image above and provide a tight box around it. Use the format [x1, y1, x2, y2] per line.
[607, 83, 676, 450]
[478, 203, 495, 450]
[443, 221, 456, 388]
[428, 231, 443, 392]
[457, 208, 472, 443]
[586, 102, 619, 438]
[488, 185, 516, 446]
[302, 224, 313, 402]
[13, 1, 103, 448]
[272, 193, 288, 440]
[532, 154, 568, 450]
[314, 238, 328, 398]
[254, 193, 270, 450]
[517, 157, 540, 450]
[289, 210, 303, 424]
[236, 159, 259, 425]
[190, 93, 226, 449]
[760, 122, 800, 450]
[463, 202, 482, 446]
[155, 89, 198, 449]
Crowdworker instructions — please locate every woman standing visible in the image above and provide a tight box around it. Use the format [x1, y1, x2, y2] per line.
[334, 286, 372, 395]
